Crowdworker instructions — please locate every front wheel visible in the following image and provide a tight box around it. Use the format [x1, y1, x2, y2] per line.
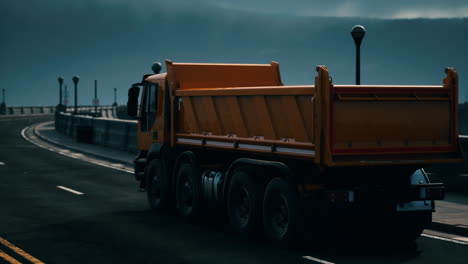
[146, 159, 171, 210]
[263, 177, 303, 242]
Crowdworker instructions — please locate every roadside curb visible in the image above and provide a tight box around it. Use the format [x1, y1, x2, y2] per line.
[32, 121, 134, 168]
[430, 221, 468, 237]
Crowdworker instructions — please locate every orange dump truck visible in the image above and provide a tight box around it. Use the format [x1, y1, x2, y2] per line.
[127, 60, 463, 242]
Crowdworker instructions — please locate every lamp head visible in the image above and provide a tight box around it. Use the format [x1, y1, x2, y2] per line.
[72, 75, 80, 84]
[351, 25, 366, 46]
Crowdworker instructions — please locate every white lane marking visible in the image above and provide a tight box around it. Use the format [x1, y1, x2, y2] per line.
[0, 162, 4, 165]
[302, 256, 335, 264]
[21, 126, 133, 174]
[422, 233, 468, 245]
[459, 174, 468, 177]
[57, 185, 84, 195]
[453, 237, 468, 242]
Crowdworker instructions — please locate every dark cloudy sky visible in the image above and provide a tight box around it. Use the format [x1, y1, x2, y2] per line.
[1, 0, 467, 106]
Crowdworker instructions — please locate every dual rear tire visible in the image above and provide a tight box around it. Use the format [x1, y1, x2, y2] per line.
[262, 178, 303, 242]
[227, 169, 260, 233]
[227, 169, 302, 242]
[147, 157, 303, 242]
[146, 157, 203, 220]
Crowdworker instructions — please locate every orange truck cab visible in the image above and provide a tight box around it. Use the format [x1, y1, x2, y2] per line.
[127, 60, 463, 242]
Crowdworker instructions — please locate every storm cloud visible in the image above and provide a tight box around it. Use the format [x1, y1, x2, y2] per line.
[0, 1, 467, 106]
[2, 0, 468, 19]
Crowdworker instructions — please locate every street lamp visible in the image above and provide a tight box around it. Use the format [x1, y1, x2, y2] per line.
[0, 89, 5, 115]
[94, 80, 98, 115]
[72, 75, 80, 114]
[64, 84, 68, 106]
[152, 62, 162, 74]
[113, 88, 118, 107]
[351, 25, 366, 85]
[56, 77, 66, 113]
[58, 77, 64, 105]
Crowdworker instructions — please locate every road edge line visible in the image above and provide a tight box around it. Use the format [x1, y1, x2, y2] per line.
[21, 126, 133, 174]
[33, 121, 134, 168]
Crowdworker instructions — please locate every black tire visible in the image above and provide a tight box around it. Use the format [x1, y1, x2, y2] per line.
[263, 177, 303, 242]
[175, 162, 202, 219]
[389, 211, 432, 242]
[227, 169, 260, 233]
[146, 159, 171, 210]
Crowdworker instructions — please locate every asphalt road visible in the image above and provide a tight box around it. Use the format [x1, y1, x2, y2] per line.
[1, 115, 468, 264]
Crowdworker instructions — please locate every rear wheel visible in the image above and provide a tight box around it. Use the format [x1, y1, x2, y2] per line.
[263, 177, 303, 242]
[175, 161, 202, 219]
[227, 169, 260, 233]
[388, 211, 432, 242]
[146, 159, 171, 210]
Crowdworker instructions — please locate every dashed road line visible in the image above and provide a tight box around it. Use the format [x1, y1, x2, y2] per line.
[302, 256, 335, 264]
[0, 237, 45, 264]
[57, 186, 84, 195]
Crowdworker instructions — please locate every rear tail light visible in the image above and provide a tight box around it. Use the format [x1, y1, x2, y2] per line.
[421, 186, 445, 200]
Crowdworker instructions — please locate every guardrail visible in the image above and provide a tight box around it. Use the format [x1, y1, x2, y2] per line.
[0, 106, 57, 115]
[0, 105, 118, 118]
[63, 106, 118, 119]
[55, 112, 138, 153]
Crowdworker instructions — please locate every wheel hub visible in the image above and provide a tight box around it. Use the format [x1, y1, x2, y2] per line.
[270, 194, 289, 235]
[236, 187, 251, 225]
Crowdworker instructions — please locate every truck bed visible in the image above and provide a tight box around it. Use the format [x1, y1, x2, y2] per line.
[167, 61, 463, 166]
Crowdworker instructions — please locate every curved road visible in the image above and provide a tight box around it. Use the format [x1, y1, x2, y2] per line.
[0, 116, 467, 264]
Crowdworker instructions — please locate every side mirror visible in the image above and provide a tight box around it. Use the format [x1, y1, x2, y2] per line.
[127, 85, 140, 117]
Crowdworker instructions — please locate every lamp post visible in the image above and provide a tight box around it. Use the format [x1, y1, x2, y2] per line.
[0, 89, 5, 115]
[72, 75, 80, 114]
[58, 77, 64, 105]
[113, 88, 118, 107]
[94, 80, 98, 115]
[56, 77, 66, 112]
[64, 84, 68, 106]
[351, 25, 366, 85]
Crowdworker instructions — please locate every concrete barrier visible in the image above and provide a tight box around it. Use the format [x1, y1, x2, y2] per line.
[55, 112, 137, 153]
[4, 106, 56, 115]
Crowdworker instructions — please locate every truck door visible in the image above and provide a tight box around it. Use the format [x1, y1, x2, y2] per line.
[138, 82, 159, 149]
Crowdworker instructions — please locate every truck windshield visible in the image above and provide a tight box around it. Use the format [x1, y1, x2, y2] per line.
[141, 83, 158, 132]
[148, 83, 158, 129]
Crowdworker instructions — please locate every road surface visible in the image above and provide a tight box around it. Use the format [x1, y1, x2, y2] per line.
[1, 115, 467, 264]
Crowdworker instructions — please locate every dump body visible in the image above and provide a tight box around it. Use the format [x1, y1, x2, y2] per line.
[175, 85, 315, 159]
[165, 62, 463, 166]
